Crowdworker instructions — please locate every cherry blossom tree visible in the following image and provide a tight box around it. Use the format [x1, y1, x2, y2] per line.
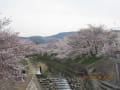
[0, 15, 37, 90]
[66, 25, 118, 58]
[0, 17, 33, 81]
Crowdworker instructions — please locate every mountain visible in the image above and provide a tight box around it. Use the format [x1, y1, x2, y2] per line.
[46, 32, 76, 39]
[20, 32, 76, 43]
[20, 36, 45, 43]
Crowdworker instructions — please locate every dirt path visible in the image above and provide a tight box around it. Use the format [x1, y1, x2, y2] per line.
[27, 58, 37, 74]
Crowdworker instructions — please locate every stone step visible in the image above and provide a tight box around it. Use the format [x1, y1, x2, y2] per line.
[55, 87, 71, 89]
[38, 76, 72, 90]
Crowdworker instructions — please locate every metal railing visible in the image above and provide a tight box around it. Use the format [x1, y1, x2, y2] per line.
[99, 80, 120, 90]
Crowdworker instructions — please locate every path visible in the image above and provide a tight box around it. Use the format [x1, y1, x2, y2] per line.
[26, 58, 42, 90]
[27, 58, 37, 74]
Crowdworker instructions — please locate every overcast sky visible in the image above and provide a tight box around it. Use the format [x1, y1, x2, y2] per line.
[0, 0, 120, 36]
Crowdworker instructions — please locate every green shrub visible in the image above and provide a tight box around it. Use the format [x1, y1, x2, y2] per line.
[42, 70, 48, 78]
[20, 59, 28, 66]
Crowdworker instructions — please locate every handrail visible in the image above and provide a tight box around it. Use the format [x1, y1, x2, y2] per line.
[99, 80, 120, 90]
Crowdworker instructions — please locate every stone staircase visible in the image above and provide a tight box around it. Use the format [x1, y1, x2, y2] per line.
[37, 75, 71, 90]
[50, 77, 71, 90]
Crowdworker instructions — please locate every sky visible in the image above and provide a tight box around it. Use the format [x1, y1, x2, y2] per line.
[0, 0, 120, 36]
